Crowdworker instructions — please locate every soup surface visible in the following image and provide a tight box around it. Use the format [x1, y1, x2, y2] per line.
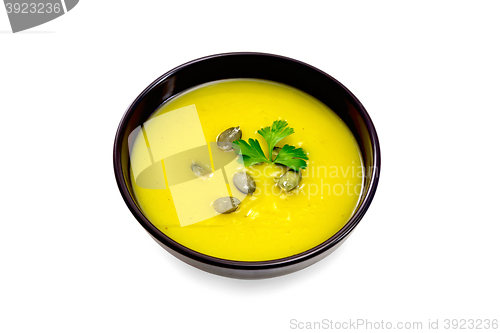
[129, 79, 363, 261]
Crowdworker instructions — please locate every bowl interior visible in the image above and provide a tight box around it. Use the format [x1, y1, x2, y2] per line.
[114, 53, 379, 264]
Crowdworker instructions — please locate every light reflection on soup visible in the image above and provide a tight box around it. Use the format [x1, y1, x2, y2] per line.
[129, 79, 363, 261]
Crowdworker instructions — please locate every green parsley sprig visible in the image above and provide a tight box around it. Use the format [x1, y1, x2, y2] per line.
[233, 120, 308, 171]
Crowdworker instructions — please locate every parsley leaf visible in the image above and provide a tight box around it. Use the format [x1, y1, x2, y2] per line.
[232, 138, 269, 167]
[232, 120, 309, 170]
[257, 120, 295, 160]
[273, 144, 309, 171]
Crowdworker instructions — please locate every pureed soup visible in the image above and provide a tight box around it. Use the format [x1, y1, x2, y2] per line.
[129, 79, 363, 261]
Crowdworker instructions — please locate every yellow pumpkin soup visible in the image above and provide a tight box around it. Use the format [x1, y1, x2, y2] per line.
[129, 79, 363, 261]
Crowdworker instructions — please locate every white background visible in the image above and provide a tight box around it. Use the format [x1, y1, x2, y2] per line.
[1, 1, 499, 332]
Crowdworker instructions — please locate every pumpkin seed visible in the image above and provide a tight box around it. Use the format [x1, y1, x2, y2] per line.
[278, 170, 302, 192]
[272, 146, 282, 160]
[212, 196, 241, 214]
[233, 172, 256, 195]
[217, 126, 242, 152]
[191, 163, 212, 178]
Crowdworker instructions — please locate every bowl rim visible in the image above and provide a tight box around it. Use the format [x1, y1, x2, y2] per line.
[113, 52, 381, 270]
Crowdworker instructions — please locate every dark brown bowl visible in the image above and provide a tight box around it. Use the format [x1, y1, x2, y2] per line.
[113, 52, 380, 279]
